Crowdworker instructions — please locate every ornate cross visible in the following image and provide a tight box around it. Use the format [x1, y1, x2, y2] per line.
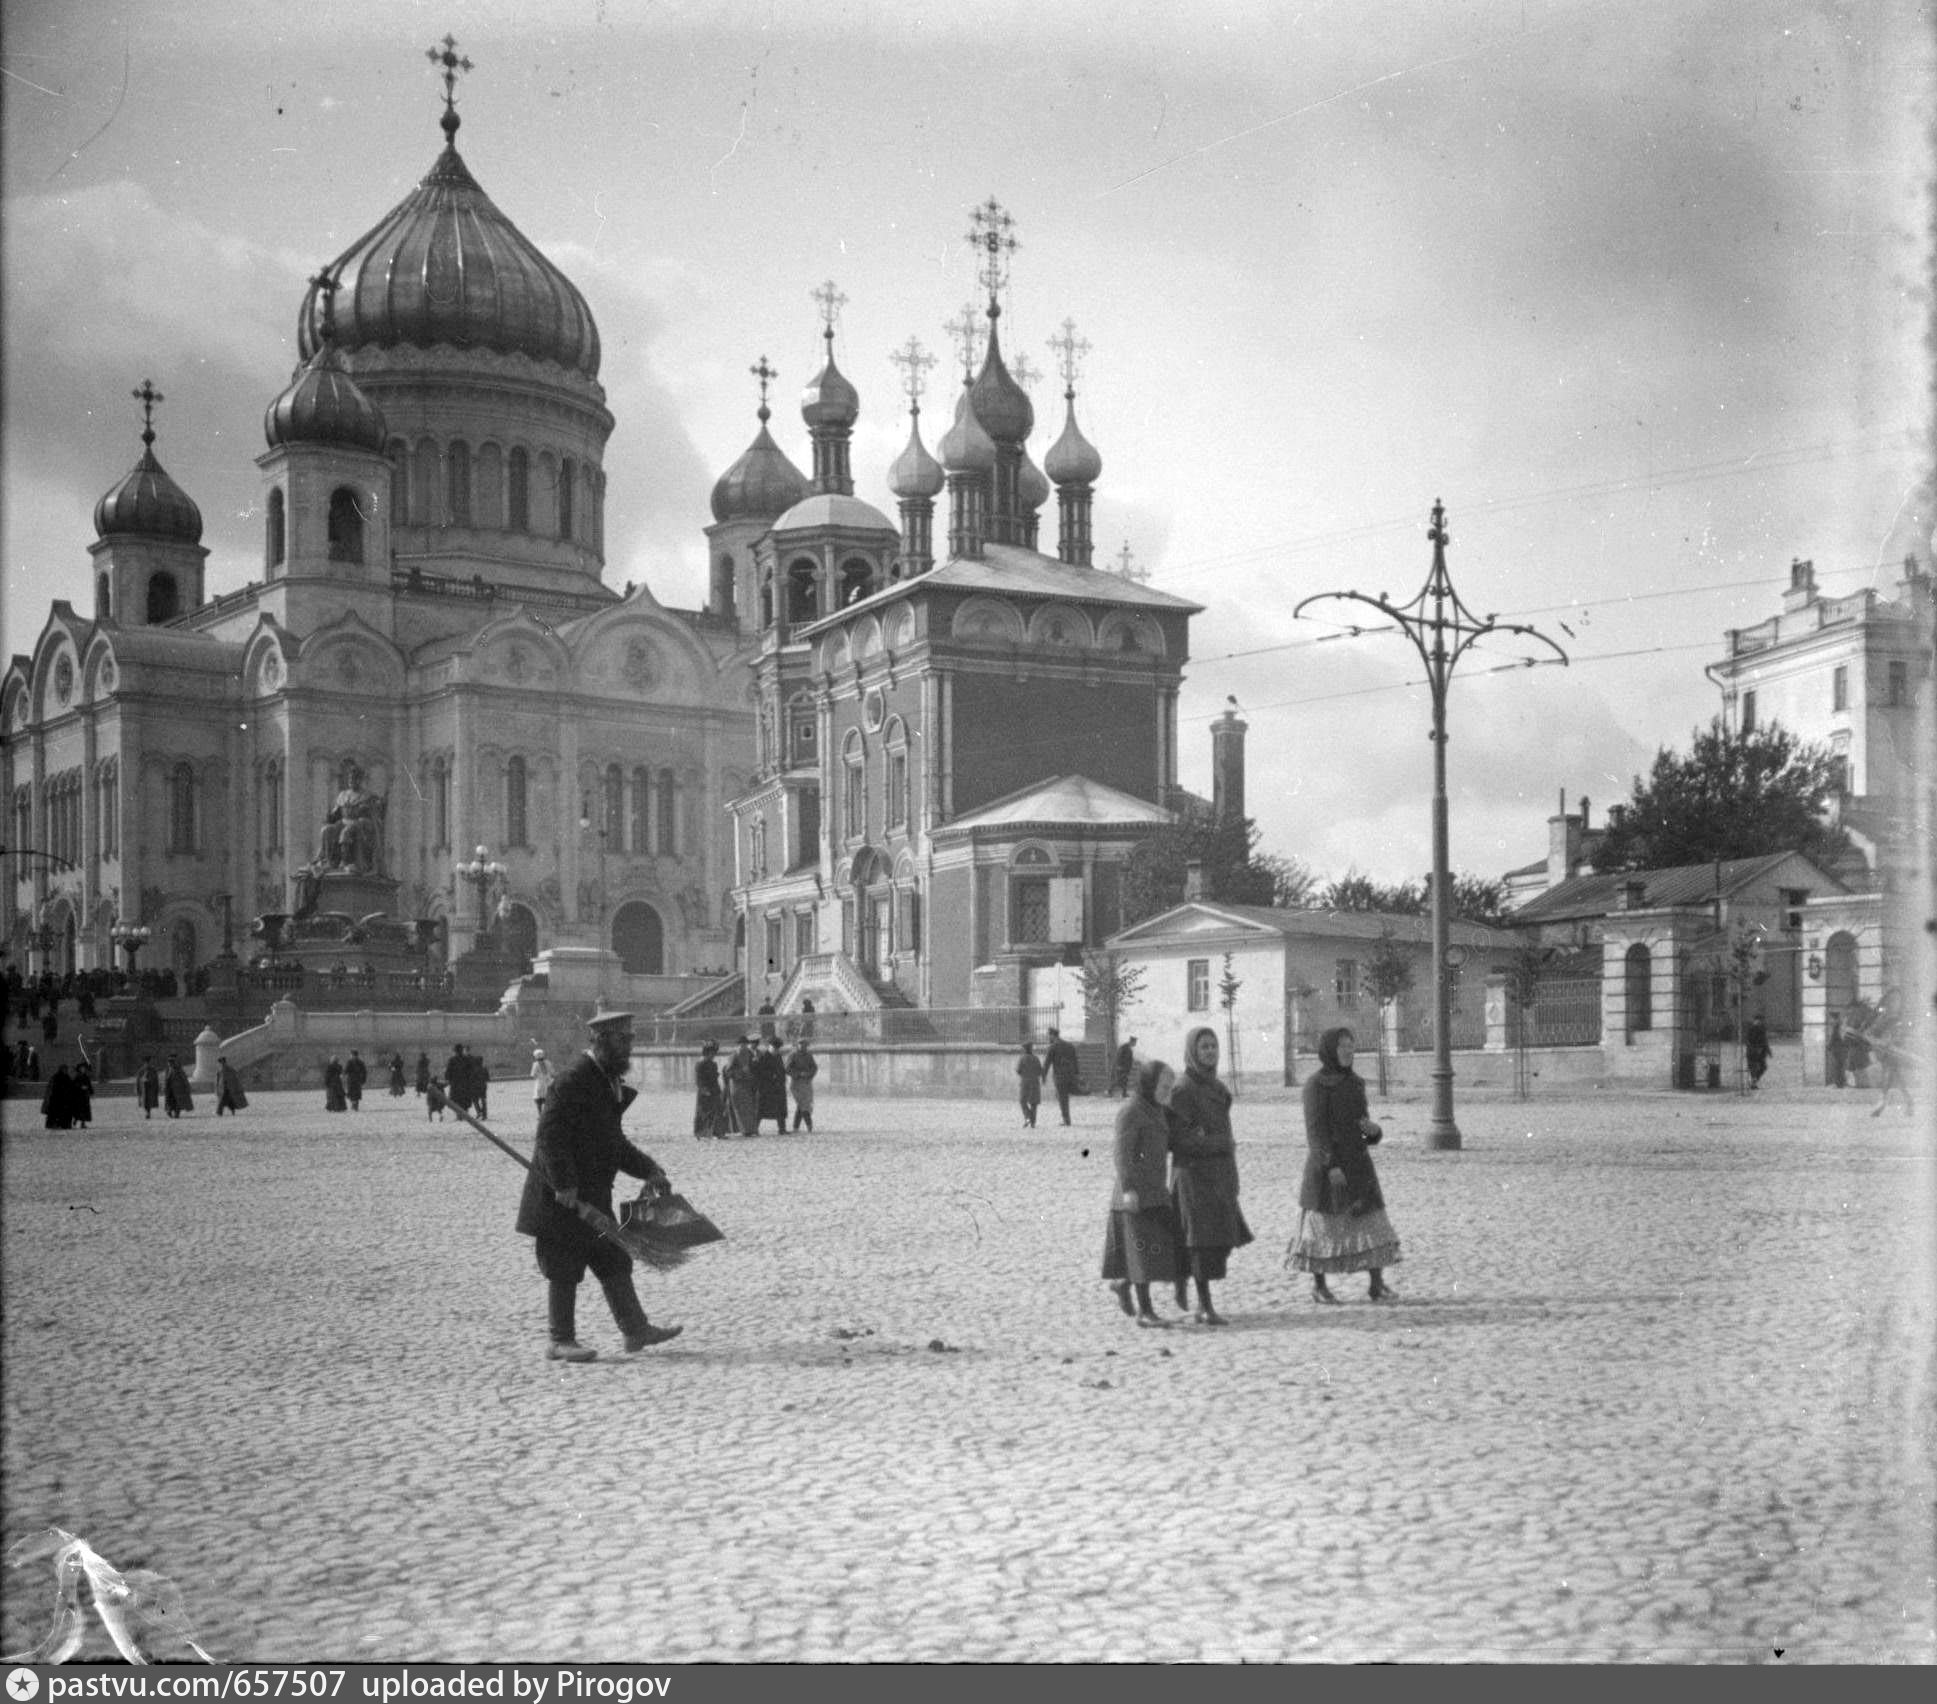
[426, 33, 473, 138]
[810, 279, 848, 338]
[1011, 352, 1040, 393]
[943, 302, 984, 382]
[1049, 317, 1092, 395]
[1114, 540, 1148, 582]
[750, 355, 777, 414]
[966, 196, 1018, 305]
[889, 335, 937, 409]
[132, 379, 163, 446]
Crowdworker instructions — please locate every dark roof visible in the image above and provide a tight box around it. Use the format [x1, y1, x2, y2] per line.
[1507, 851, 1844, 924]
[1110, 900, 1517, 952]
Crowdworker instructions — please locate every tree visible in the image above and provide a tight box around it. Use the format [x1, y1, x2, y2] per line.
[1363, 925, 1416, 1095]
[1319, 870, 1424, 915]
[1590, 716, 1850, 872]
[1252, 851, 1319, 909]
[1218, 952, 1243, 1096]
[1078, 950, 1146, 1062]
[1122, 814, 1277, 925]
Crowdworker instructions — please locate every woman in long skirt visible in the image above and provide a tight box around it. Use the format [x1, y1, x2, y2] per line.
[725, 1037, 758, 1136]
[1165, 1026, 1252, 1325]
[1101, 1059, 1180, 1326]
[692, 1040, 725, 1136]
[323, 1055, 348, 1112]
[1287, 1027, 1400, 1302]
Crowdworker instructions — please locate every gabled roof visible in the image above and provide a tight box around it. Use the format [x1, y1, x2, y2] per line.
[1109, 900, 1519, 952]
[1507, 850, 1845, 924]
[933, 774, 1174, 836]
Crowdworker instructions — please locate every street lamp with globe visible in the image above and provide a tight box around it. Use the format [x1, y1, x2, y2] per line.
[453, 845, 507, 951]
[109, 921, 152, 980]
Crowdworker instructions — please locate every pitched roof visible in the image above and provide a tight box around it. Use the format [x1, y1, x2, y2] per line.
[934, 774, 1175, 835]
[1109, 900, 1518, 951]
[1506, 850, 1845, 924]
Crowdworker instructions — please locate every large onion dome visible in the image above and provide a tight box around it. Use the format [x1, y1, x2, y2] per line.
[296, 143, 601, 379]
[888, 413, 945, 500]
[1018, 446, 1051, 512]
[711, 405, 810, 523]
[1045, 394, 1103, 486]
[94, 428, 202, 544]
[264, 322, 388, 453]
[938, 389, 997, 474]
[801, 343, 860, 430]
[968, 313, 1034, 446]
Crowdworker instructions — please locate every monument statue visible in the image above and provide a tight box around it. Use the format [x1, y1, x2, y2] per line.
[315, 764, 386, 875]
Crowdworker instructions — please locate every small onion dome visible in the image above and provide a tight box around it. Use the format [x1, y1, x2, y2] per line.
[888, 415, 944, 500]
[938, 389, 997, 474]
[263, 339, 388, 453]
[1018, 446, 1051, 513]
[1045, 395, 1103, 486]
[93, 438, 203, 544]
[968, 314, 1034, 446]
[801, 343, 860, 430]
[710, 406, 811, 523]
[297, 145, 601, 379]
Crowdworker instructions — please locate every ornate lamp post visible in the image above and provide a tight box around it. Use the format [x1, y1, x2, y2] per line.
[453, 845, 506, 953]
[1295, 501, 1567, 1149]
[109, 920, 152, 977]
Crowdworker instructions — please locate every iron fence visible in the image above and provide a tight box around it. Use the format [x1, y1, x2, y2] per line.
[1505, 975, 1604, 1047]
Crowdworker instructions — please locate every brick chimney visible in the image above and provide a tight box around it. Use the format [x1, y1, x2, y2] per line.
[1211, 703, 1248, 825]
[1547, 788, 1585, 889]
[1782, 557, 1818, 614]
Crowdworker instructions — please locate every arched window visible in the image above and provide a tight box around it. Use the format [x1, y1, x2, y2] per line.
[505, 756, 529, 849]
[263, 758, 281, 854]
[788, 559, 820, 624]
[592, 470, 605, 555]
[885, 718, 909, 831]
[477, 443, 503, 527]
[146, 573, 179, 624]
[612, 902, 665, 975]
[388, 440, 411, 524]
[508, 448, 530, 532]
[840, 558, 875, 606]
[98, 761, 119, 859]
[1824, 931, 1858, 1015]
[413, 438, 439, 527]
[171, 917, 198, 979]
[447, 441, 472, 526]
[711, 555, 736, 615]
[327, 487, 365, 563]
[169, 762, 196, 854]
[759, 577, 775, 629]
[97, 574, 111, 620]
[266, 487, 286, 569]
[788, 693, 817, 769]
[1624, 943, 1652, 1032]
[842, 731, 865, 841]
[604, 763, 624, 844]
[558, 458, 576, 540]
[630, 766, 650, 853]
[657, 768, 677, 857]
[432, 756, 450, 851]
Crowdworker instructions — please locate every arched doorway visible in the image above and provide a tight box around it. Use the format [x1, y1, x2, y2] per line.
[613, 902, 665, 975]
[1823, 931, 1858, 1015]
[500, 902, 538, 974]
[850, 847, 891, 976]
[171, 918, 197, 982]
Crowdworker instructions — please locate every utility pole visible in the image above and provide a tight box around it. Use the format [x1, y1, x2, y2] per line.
[1295, 501, 1568, 1148]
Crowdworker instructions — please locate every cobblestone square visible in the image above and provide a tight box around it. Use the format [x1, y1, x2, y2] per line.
[3, 1081, 1932, 1663]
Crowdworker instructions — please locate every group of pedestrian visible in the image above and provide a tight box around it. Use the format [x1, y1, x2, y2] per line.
[1016, 1029, 1080, 1128]
[440, 1044, 491, 1121]
[1100, 1023, 1401, 1328]
[695, 1033, 817, 1136]
[39, 1058, 94, 1129]
[133, 1054, 195, 1119]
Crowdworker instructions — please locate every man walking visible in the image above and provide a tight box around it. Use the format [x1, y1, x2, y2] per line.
[1045, 1028, 1080, 1126]
[786, 1039, 818, 1133]
[344, 1049, 368, 1110]
[514, 1007, 682, 1363]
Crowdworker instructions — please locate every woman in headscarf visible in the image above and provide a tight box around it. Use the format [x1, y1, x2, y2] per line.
[1101, 1058, 1180, 1327]
[1287, 1027, 1401, 1303]
[323, 1055, 348, 1113]
[1165, 1026, 1252, 1325]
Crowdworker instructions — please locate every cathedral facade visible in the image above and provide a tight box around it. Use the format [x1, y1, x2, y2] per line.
[3, 88, 756, 992]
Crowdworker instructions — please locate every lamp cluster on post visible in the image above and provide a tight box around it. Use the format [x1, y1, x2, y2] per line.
[109, 920, 152, 974]
[453, 844, 507, 954]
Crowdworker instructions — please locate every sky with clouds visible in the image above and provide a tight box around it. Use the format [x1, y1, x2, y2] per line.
[4, 0, 1930, 885]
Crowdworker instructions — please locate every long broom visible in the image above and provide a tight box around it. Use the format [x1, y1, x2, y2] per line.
[429, 1080, 691, 1270]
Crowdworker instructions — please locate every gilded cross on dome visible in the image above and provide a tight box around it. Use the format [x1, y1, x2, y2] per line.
[132, 379, 164, 446]
[943, 302, 985, 382]
[889, 335, 936, 409]
[749, 355, 777, 416]
[426, 33, 474, 141]
[810, 280, 848, 337]
[1049, 318, 1092, 396]
[966, 197, 1019, 308]
[1011, 352, 1040, 393]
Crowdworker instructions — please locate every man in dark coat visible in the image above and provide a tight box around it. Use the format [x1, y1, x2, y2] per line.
[753, 1037, 789, 1134]
[41, 1064, 77, 1130]
[216, 1055, 249, 1116]
[1045, 1028, 1080, 1126]
[444, 1044, 473, 1113]
[162, 1054, 194, 1118]
[1111, 1037, 1137, 1097]
[514, 1007, 682, 1362]
[344, 1049, 368, 1110]
[136, 1056, 160, 1118]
